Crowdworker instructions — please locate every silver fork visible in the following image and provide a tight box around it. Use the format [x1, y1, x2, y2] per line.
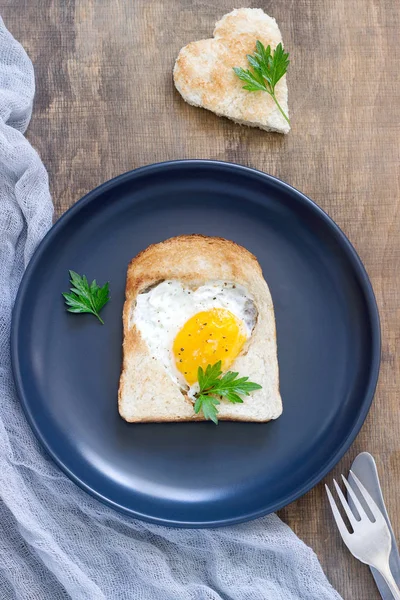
[326, 470, 400, 600]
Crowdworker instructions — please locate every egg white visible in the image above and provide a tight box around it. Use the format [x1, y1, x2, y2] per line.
[132, 280, 257, 389]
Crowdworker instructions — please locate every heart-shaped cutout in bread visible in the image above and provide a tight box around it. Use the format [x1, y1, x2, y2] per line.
[174, 8, 290, 134]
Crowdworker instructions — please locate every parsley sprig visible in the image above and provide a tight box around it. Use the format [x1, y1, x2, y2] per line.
[233, 41, 290, 125]
[63, 270, 110, 324]
[194, 361, 262, 424]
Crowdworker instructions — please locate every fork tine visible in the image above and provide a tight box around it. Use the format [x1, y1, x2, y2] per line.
[325, 484, 351, 541]
[333, 479, 358, 528]
[349, 470, 385, 523]
[342, 475, 368, 521]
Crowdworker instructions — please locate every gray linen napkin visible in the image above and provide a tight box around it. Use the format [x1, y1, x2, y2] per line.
[0, 17, 342, 600]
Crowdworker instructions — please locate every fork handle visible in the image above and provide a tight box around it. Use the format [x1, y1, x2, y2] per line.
[378, 565, 400, 600]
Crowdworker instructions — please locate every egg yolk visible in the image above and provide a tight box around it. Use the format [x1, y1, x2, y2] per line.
[173, 308, 247, 385]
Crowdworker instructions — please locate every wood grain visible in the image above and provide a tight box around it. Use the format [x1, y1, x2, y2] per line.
[3, 1, 400, 598]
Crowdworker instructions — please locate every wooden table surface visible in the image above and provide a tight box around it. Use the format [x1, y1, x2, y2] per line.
[4, 1, 400, 598]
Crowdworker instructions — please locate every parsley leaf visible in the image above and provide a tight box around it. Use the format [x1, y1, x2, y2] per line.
[62, 270, 110, 324]
[197, 361, 223, 391]
[194, 394, 220, 425]
[233, 41, 290, 125]
[194, 361, 262, 424]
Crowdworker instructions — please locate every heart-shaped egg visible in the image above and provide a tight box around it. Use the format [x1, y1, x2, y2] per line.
[173, 8, 289, 134]
[134, 280, 257, 389]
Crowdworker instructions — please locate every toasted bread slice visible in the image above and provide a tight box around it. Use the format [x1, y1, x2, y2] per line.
[118, 235, 282, 422]
[173, 8, 290, 134]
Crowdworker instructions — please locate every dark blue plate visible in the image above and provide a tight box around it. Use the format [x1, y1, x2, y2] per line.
[11, 160, 380, 527]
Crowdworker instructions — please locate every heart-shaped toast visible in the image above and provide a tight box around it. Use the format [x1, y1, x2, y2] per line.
[174, 8, 290, 134]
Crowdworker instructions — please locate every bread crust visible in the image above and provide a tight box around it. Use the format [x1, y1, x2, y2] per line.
[118, 235, 282, 422]
[173, 8, 290, 134]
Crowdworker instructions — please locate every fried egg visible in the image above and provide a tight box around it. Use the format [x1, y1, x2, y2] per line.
[133, 280, 257, 389]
